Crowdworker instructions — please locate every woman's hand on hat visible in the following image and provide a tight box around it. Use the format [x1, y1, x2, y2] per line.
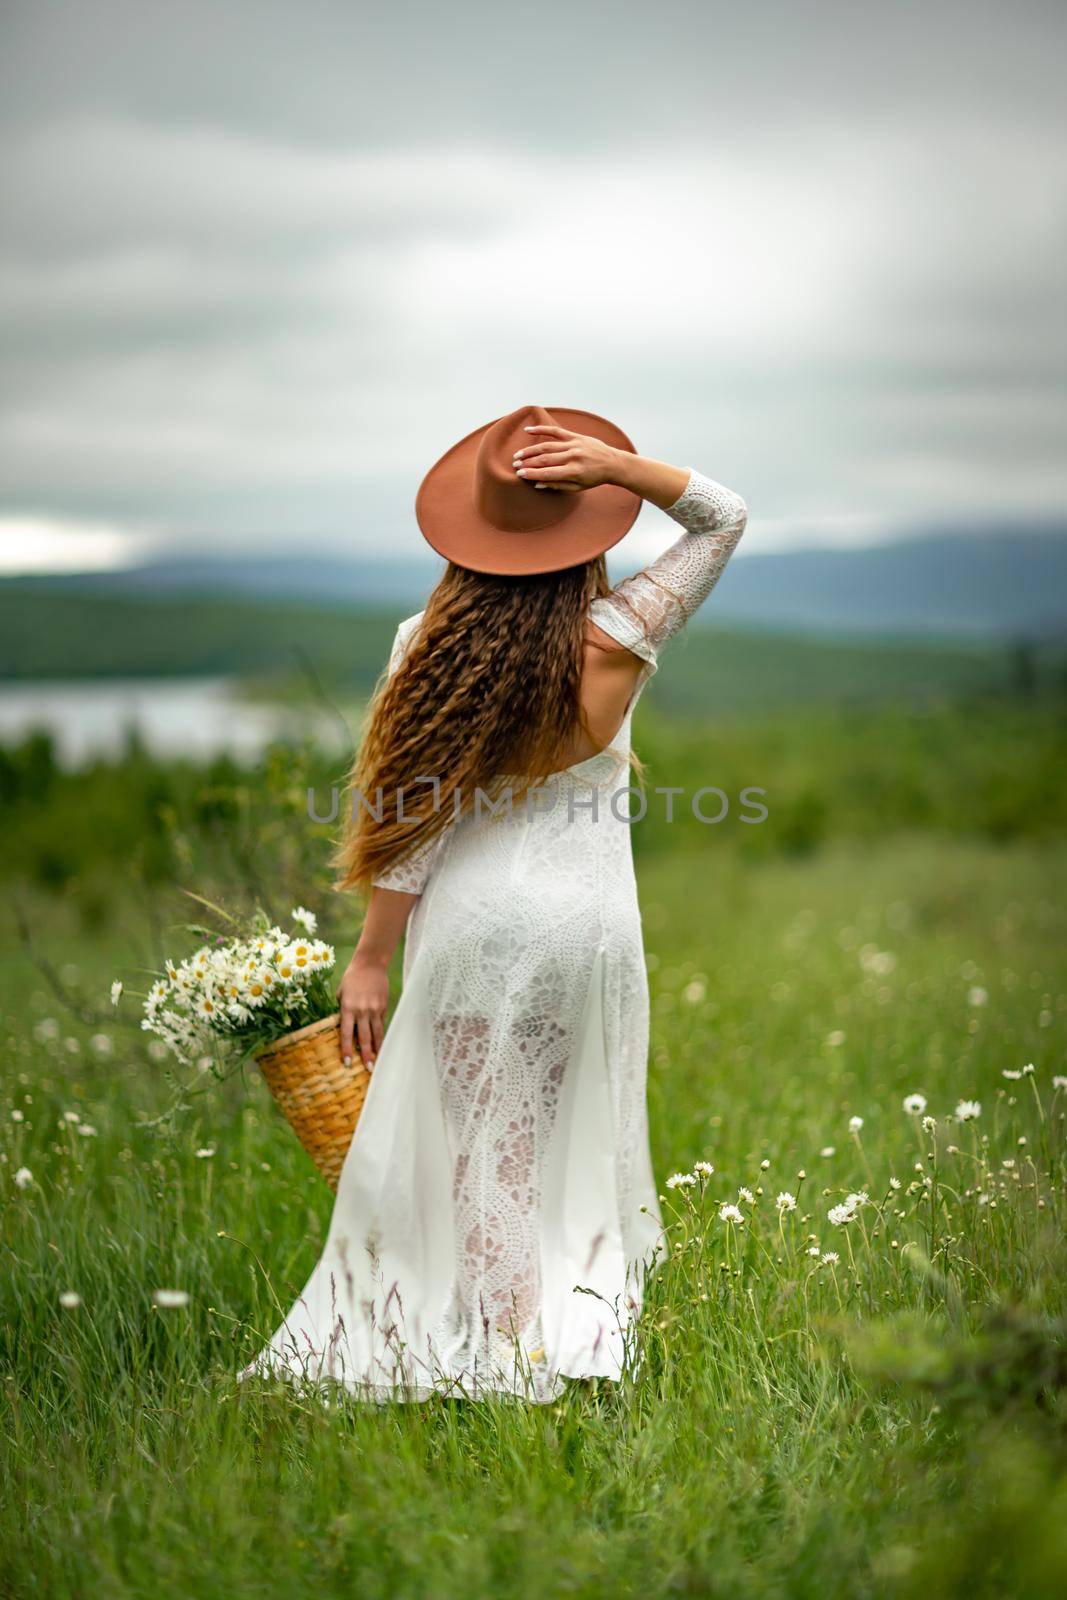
[512, 424, 622, 493]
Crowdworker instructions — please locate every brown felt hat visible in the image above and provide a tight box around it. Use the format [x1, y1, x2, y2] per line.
[415, 403, 642, 576]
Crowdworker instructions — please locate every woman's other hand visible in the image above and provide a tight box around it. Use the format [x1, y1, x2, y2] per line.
[337, 952, 389, 1069]
[513, 424, 690, 508]
[512, 424, 623, 493]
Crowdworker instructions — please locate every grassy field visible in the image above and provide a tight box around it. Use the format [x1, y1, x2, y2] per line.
[2, 691, 1067, 1597]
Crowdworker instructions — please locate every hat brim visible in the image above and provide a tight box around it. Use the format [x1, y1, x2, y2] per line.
[415, 407, 642, 576]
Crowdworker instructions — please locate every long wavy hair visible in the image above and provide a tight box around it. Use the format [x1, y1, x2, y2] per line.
[334, 556, 615, 892]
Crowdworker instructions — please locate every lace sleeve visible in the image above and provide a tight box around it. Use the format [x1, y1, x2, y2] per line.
[370, 614, 450, 895]
[589, 469, 747, 665]
[371, 826, 449, 895]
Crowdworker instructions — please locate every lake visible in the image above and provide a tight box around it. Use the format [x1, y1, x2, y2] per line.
[0, 678, 350, 766]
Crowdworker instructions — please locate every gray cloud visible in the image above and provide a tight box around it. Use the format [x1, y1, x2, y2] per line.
[1, 0, 1065, 566]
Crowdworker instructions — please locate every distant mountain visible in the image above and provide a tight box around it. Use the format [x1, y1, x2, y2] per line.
[9, 553, 443, 609]
[7, 523, 1067, 639]
[716, 528, 1067, 639]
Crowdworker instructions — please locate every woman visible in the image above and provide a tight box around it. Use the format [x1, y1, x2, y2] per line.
[241, 404, 747, 1403]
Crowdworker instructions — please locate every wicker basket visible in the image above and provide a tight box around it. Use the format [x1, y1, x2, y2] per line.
[254, 1011, 370, 1191]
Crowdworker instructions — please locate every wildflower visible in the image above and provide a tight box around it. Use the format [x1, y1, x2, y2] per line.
[967, 986, 988, 1007]
[955, 1099, 982, 1122]
[903, 1093, 927, 1115]
[62, 1110, 80, 1123]
[14, 1167, 34, 1189]
[849, 1116, 864, 1133]
[1002, 1069, 1022, 1081]
[693, 1160, 714, 1177]
[889, 1177, 902, 1190]
[76, 1124, 97, 1138]
[719, 1203, 744, 1224]
[807, 1245, 821, 1257]
[1001, 1159, 1015, 1170]
[1022, 1063, 1035, 1076]
[10, 1109, 24, 1123]
[194, 1147, 216, 1160]
[738, 1186, 755, 1204]
[152, 1289, 190, 1309]
[821, 1252, 840, 1265]
[776, 1192, 797, 1213]
[666, 1172, 696, 1190]
[292, 906, 318, 934]
[110, 981, 124, 1006]
[58, 1291, 82, 1309]
[1054, 1076, 1067, 1091]
[820, 1146, 836, 1158]
[760, 1159, 770, 1170]
[828, 1191, 867, 1226]
[921, 1115, 936, 1132]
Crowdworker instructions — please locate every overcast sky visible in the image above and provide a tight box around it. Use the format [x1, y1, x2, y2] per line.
[1, 0, 1064, 571]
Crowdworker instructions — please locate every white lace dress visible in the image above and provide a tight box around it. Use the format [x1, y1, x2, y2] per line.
[241, 469, 747, 1403]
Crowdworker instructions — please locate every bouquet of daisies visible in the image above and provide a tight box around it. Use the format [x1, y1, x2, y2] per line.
[121, 905, 336, 1069]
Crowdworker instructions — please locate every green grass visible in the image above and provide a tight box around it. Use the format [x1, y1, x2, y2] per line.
[3, 827, 1066, 1598]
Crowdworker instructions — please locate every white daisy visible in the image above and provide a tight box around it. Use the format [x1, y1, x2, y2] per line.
[849, 1116, 864, 1133]
[955, 1099, 982, 1122]
[58, 1291, 82, 1309]
[776, 1192, 797, 1213]
[665, 1172, 696, 1190]
[14, 1167, 34, 1189]
[292, 906, 318, 934]
[243, 971, 271, 1004]
[152, 1289, 190, 1309]
[902, 1093, 927, 1115]
[692, 1160, 714, 1177]
[109, 981, 123, 1006]
[719, 1203, 744, 1224]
